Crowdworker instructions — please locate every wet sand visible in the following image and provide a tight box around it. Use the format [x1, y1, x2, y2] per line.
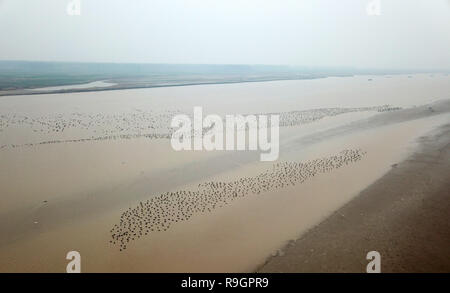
[0, 75, 449, 272]
[1, 105, 448, 272]
[259, 123, 450, 273]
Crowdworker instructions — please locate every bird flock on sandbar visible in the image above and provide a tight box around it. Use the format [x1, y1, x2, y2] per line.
[109, 148, 367, 251]
[0, 109, 180, 136]
[0, 110, 179, 149]
[0, 106, 400, 150]
[266, 105, 401, 127]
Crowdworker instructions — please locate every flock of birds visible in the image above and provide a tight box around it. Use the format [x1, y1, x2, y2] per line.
[0, 109, 179, 135]
[1, 106, 375, 251]
[0, 110, 178, 149]
[109, 148, 367, 251]
[0, 106, 400, 150]
[268, 105, 401, 127]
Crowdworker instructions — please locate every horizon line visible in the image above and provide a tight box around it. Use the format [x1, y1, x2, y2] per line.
[1, 59, 449, 73]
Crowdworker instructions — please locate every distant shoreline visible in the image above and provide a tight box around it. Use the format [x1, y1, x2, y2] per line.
[0, 75, 333, 97]
[3, 73, 448, 98]
[1, 60, 448, 97]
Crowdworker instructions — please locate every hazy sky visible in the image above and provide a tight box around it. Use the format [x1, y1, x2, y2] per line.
[0, 0, 449, 69]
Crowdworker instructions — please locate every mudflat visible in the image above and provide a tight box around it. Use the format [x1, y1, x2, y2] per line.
[259, 123, 450, 273]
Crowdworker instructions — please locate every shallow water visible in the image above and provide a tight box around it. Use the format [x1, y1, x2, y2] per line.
[0, 74, 449, 272]
[25, 80, 117, 92]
